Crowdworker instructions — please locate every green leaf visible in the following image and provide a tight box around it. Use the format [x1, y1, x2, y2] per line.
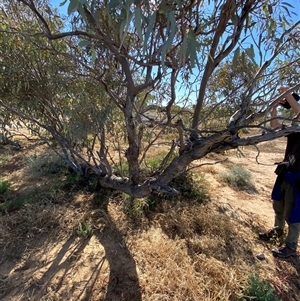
[78, 40, 90, 47]
[232, 47, 240, 66]
[281, 4, 291, 17]
[134, 7, 143, 43]
[282, 1, 294, 8]
[45, 5, 53, 15]
[241, 51, 246, 67]
[59, 0, 68, 6]
[143, 12, 156, 53]
[161, 11, 177, 69]
[245, 46, 256, 65]
[68, 0, 79, 15]
[180, 32, 188, 66]
[77, 4, 87, 20]
[108, 0, 120, 10]
[187, 30, 199, 69]
[119, 10, 133, 48]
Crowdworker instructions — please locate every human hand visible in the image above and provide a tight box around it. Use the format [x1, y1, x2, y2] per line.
[276, 86, 293, 108]
[274, 99, 287, 107]
[277, 86, 290, 94]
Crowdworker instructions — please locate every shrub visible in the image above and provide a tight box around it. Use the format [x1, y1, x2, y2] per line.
[0, 186, 51, 213]
[220, 165, 257, 192]
[0, 178, 10, 195]
[123, 196, 150, 218]
[144, 150, 177, 172]
[0, 197, 26, 213]
[0, 152, 11, 168]
[75, 222, 93, 238]
[26, 150, 68, 176]
[238, 274, 281, 301]
[62, 171, 84, 190]
[113, 159, 129, 177]
[167, 172, 210, 201]
[146, 172, 210, 212]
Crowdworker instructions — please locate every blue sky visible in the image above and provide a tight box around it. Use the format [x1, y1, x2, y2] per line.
[50, 0, 67, 14]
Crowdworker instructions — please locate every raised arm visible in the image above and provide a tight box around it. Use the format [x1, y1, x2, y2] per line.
[278, 86, 300, 114]
[270, 87, 300, 129]
[270, 102, 281, 129]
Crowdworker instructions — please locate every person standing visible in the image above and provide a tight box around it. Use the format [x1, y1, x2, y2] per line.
[258, 87, 300, 258]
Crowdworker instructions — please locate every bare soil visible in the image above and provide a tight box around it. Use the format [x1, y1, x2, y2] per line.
[0, 134, 300, 301]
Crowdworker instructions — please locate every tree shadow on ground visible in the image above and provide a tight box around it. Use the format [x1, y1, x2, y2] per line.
[0, 212, 141, 301]
[92, 221, 142, 301]
[0, 236, 92, 300]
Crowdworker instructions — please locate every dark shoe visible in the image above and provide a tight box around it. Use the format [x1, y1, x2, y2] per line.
[258, 227, 283, 241]
[272, 245, 297, 258]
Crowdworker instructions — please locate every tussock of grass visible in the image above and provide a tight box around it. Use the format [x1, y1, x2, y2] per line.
[75, 221, 93, 238]
[0, 200, 64, 244]
[25, 149, 68, 176]
[131, 228, 243, 301]
[0, 191, 106, 254]
[201, 165, 217, 174]
[155, 201, 255, 264]
[0, 178, 10, 195]
[123, 200, 265, 301]
[219, 165, 257, 193]
[0, 150, 11, 168]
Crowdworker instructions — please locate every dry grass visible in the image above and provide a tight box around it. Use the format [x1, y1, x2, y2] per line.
[200, 165, 218, 174]
[129, 210, 248, 301]
[132, 231, 240, 301]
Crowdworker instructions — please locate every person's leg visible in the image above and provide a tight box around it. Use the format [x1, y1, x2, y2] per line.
[286, 222, 300, 250]
[272, 181, 298, 257]
[259, 184, 285, 241]
[282, 181, 300, 250]
[273, 186, 285, 230]
[273, 198, 285, 230]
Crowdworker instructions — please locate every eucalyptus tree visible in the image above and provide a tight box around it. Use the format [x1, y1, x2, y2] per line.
[0, 0, 300, 197]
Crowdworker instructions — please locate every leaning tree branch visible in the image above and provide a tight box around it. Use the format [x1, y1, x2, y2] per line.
[191, 0, 256, 130]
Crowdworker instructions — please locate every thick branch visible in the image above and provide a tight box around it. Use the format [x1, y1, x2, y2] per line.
[191, 0, 256, 130]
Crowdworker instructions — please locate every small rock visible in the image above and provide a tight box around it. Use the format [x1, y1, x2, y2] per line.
[256, 253, 266, 260]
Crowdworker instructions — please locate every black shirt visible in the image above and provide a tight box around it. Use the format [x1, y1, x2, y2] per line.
[283, 132, 300, 172]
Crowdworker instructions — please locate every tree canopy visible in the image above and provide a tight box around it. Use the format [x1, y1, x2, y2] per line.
[0, 0, 300, 197]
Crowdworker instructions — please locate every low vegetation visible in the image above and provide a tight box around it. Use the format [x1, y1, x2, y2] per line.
[0, 177, 10, 195]
[25, 149, 68, 176]
[238, 274, 281, 301]
[219, 165, 257, 193]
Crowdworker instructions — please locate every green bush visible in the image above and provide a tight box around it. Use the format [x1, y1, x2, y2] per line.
[220, 165, 256, 192]
[0, 178, 10, 195]
[0, 197, 26, 213]
[113, 159, 129, 177]
[238, 274, 281, 301]
[0, 152, 11, 168]
[75, 222, 93, 238]
[26, 150, 68, 176]
[168, 172, 209, 201]
[62, 172, 84, 189]
[144, 150, 177, 172]
[123, 196, 150, 218]
[146, 172, 210, 211]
